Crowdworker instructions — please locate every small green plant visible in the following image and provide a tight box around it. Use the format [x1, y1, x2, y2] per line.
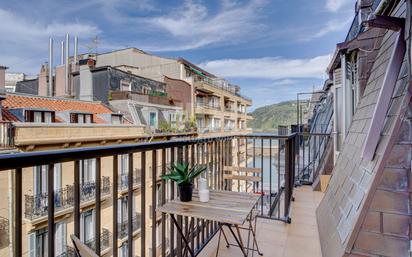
[159, 121, 172, 133]
[161, 163, 207, 186]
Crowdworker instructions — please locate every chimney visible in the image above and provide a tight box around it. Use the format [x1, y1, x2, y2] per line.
[60, 41, 64, 65]
[65, 34, 70, 95]
[38, 64, 49, 96]
[79, 58, 95, 101]
[0, 66, 7, 121]
[0, 66, 7, 93]
[74, 36, 78, 64]
[54, 65, 66, 96]
[48, 37, 53, 96]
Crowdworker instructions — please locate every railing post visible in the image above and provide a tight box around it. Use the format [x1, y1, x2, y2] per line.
[128, 153, 134, 257]
[112, 156, 118, 257]
[284, 137, 293, 223]
[151, 150, 157, 257]
[140, 152, 146, 257]
[48, 163, 55, 257]
[73, 161, 80, 239]
[14, 168, 22, 257]
[95, 157, 101, 254]
[161, 148, 166, 257]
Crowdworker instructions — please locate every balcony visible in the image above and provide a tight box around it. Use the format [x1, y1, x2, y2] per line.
[118, 213, 141, 239]
[2, 132, 328, 257]
[12, 122, 145, 150]
[24, 177, 111, 220]
[119, 171, 142, 192]
[110, 90, 183, 107]
[84, 228, 112, 253]
[193, 76, 252, 103]
[198, 186, 323, 257]
[196, 102, 221, 111]
[56, 246, 76, 257]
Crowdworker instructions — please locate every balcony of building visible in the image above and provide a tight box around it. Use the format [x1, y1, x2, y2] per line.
[193, 76, 252, 104]
[118, 213, 141, 239]
[110, 90, 183, 108]
[24, 176, 111, 221]
[11, 122, 145, 151]
[0, 132, 329, 257]
[84, 228, 112, 255]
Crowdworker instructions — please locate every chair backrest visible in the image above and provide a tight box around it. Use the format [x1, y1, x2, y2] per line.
[71, 234, 99, 257]
[223, 166, 262, 192]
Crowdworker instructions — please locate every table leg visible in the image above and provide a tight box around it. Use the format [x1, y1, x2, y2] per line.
[226, 224, 248, 257]
[171, 214, 195, 257]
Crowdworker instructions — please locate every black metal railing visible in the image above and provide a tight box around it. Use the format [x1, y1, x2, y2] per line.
[296, 132, 331, 184]
[84, 228, 111, 253]
[24, 177, 110, 220]
[119, 170, 141, 191]
[56, 246, 77, 257]
[1, 134, 299, 257]
[118, 213, 141, 239]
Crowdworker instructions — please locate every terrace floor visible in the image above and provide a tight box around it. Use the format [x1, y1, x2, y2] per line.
[198, 186, 324, 257]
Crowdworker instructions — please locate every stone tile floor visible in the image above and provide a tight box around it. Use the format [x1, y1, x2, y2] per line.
[198, 186, 324, 257]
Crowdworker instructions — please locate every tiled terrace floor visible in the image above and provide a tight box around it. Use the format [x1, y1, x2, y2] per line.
[199, 186, 324, 257]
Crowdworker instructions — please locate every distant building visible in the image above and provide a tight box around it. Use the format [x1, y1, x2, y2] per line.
[87, 48, 253, 134]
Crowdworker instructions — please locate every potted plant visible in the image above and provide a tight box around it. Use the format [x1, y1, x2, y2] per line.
[161, 163, 207, 202]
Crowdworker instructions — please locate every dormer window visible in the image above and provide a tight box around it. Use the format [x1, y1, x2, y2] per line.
[70, 113, 93, 124]
[25, 110, 55, 123]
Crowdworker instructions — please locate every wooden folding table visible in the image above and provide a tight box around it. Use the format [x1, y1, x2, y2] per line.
[157, 190, 261, 257]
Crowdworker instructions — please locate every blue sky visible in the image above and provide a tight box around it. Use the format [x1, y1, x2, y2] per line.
[0, 0, 356, 110]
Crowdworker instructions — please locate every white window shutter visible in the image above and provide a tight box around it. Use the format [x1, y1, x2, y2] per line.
[54, 163, 61, 191]
[28, 233, 36, 257]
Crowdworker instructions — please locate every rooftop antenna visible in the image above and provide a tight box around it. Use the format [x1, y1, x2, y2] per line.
[84, 36, 100, 59]
[74, 36, 78, 64]
[60, 41, 64, 65]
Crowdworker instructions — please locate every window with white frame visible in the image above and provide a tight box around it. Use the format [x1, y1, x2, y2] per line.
[28, 221, 67, 257]
[80, 159, 96, 184]
[80, 209, 95, 245]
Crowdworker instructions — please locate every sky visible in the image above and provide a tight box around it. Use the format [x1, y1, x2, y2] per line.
[0, 0, 356, 110]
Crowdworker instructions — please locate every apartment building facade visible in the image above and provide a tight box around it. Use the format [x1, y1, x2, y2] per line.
[79, 48, 253, 135]
[0, 92, 181, 257]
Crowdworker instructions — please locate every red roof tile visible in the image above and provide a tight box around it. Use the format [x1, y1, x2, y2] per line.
[1, 93, 115, 124]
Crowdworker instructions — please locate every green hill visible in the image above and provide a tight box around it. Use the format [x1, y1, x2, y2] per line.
[248, 100, 300, 132]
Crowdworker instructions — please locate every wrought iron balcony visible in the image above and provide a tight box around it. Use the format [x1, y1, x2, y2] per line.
[24, 177, 111, 220]
[84, 228, 111, 253]
[119, 171, 142, 191]
[118, 213, 141, 239]
[55, 246, 76, 257]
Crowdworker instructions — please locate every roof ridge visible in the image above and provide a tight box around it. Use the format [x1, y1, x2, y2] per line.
[7, 92, 104, 104]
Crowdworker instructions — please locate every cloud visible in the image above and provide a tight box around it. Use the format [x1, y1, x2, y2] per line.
[198, 55, 331, 80]
[0, 8, 100, 74]
[145, 0, 268, 50]
[325, 0, 349, 12]
[302, 17, 352, 41]
[0, 9, 100, 41]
